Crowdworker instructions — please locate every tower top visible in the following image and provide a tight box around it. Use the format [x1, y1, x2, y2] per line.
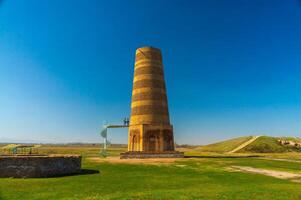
[136, 46, 161, 54]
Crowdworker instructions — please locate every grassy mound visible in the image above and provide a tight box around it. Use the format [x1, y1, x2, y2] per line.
[198, 136, 301, 153]
[197, 136, 252, 153]
[239, 136, 301, 153]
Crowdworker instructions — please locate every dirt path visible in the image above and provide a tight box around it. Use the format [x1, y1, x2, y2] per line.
[230, 166, 301, 182]
[88, 157, 179, 165]
[228, 135, 261, 153]
[259, 157, 301, 163]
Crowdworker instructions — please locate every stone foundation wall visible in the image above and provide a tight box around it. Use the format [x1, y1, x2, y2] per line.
[0, 155, 81, 178]
[120, 151, 184, 159]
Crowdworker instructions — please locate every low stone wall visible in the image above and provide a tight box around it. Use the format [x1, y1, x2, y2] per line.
[120, 151, 184, 159]
[0, 154, 81, 178]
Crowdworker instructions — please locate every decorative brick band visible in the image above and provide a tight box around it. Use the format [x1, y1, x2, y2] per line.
[130, 114, 170, 125]
[131, 91, 167, 102]
[133, 79, 166, 90]
[132, 88, 166, 95]
[134, 66, 163, 76]
[133, 74, 164, 82]
[131, 105, 169, 116]
[131, 100, 167, 108]
[134, 60, 162, 68]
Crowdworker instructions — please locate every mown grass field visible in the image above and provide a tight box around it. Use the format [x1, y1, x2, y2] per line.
[1, 145, 301, 200]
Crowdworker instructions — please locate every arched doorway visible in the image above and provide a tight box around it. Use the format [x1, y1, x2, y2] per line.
[132, 135, 139, 151]
[163, 134, 172, 151]
[163, 130, 174, 151]
[148, 134, 156, 151]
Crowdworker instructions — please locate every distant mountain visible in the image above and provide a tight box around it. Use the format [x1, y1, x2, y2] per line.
[0, 137, 43, 144]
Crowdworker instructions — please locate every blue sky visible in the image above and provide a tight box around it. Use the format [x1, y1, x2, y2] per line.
[0, 0, 301, 144]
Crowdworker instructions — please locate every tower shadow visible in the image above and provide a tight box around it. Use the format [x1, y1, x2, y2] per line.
[79, 169, 100, 175]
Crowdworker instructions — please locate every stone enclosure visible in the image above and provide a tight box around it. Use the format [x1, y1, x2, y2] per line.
[0, 154, 81, 178]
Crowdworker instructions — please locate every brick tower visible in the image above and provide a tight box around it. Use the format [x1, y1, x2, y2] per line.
[121, 46, 183, 158]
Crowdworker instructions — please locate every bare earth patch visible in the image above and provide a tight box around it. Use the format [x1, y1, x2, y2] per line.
[229, 166, 301, 182]
[88, 157, 180, 165]
[259, 157, 301, 163]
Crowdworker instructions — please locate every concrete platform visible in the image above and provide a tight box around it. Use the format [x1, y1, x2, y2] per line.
[120, 151, 184, 159]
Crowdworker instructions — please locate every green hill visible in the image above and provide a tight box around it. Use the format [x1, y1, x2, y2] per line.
[198, 136, 301, 153]
[197, 136, 252, 153]
[238, 136, 301, 153]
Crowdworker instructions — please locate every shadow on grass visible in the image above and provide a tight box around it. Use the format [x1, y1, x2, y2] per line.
[41, 169, 100, 178]
[79, 169, 100, 175]
[0, 169, 100, 179]
[56, 169, 100, 177]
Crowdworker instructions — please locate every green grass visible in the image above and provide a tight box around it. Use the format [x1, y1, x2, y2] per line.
[1, 146, 301, 199]
[192, 136, 301, 154]
[239, 136, 301, 153]
[196, 136, 252, 153]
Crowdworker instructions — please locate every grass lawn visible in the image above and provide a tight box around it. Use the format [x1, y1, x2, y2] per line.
[1, 146, 301, 200]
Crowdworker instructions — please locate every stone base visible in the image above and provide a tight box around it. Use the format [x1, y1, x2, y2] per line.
[0, 154, 81, 178]
[128, 124, 175, 152]
[120, 151, 184, 159]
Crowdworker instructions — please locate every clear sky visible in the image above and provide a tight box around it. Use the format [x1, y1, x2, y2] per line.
[0, 0, 301, 144]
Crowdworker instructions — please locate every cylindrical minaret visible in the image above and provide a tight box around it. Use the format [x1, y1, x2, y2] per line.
[128, 46, 175, 152]
[130, 47, 170, 126]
